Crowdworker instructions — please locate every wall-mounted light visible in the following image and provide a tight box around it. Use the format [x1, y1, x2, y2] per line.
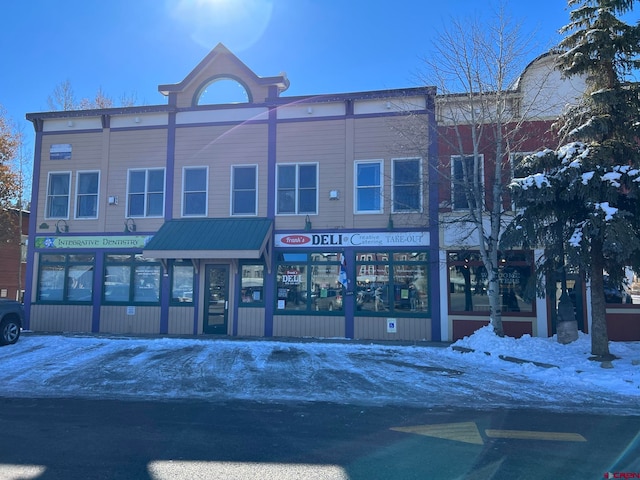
[329, 190, 340, 200]
[55, 219, 69, 234]
[304, 215, 312, 231]
[134, 117, 141, 123]
[67, 120, 74, 127]
[108, 196, 118, 205]
[307, 107, 313, 114]
[39, 222, 50, 229]
[386, 101, 392, 109]
[124, 218, 137, 233]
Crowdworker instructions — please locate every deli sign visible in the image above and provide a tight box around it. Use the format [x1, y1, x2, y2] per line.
[275, 231, 429, 248]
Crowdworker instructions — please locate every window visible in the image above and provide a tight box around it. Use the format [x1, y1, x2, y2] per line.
[452, 155, 483, 210]
[277, 164, 317, 214]
[447, 251, 534, 314]
[127, 169, 165, 217]
[240, 262, 265, 305]
[355, 161, 383, 213]
[182, 167, 208, 217]
[355, 252, 428, 314]
[104, 254, 161, 303]
[171, 261, 194, 304]
[75, 171, 99, 219]
[393, 158, 422, 212]
[46, 172, 71, 219]
[232, 165, 257, 215]
[37, 254, 94, 303]
[276, 252, 344, 312]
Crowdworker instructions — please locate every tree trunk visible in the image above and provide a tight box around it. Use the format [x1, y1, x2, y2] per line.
[487, 268, 504, 337]
[588, 241, 610, 358]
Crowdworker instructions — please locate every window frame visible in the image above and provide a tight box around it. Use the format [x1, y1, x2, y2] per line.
[36, 253, 95, 304]
[231, 164, 258, 216]
[446, 250, 535, 315]
[239, 261, 265, 306]
[182, 166, 208, 217]
[451, 154, 484, 210]
[126, 168, 166, 218]
[275, 252, 344, 314]
[354, 251, 429, 316]
[75, 170, 100, 219]
[354, 160, 384, 214]
[392, 157, 422, 213]
[103, 254, 162, 305]
[45, 171, 72, 220]
[276, 163, 318, 215]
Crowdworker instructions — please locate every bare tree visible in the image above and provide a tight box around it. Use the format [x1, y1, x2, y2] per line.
[47, 79, 77, 111]
[415, 6, 564, 337]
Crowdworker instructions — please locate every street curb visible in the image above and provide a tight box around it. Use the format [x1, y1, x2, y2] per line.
[451, 345, 559, 369]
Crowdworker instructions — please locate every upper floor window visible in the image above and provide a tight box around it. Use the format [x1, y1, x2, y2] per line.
[277, 164, 317, 215]
[452, 155, 484, 210]
[46, 172, 71, 219]
[182, 167, 208, 217]
[355, 161, 383, 213]
[393, 158, 422, 213]
[232, 165, 257, 216]
[127, 168, 165, 218]
[75, 171, 99, 219]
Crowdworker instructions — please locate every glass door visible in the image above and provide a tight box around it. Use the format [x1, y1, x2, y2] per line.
[204, 265, 229, 334]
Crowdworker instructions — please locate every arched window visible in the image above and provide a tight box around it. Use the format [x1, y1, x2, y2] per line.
[196, 78, 250, 105]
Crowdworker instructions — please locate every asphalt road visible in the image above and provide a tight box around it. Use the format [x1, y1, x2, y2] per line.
[1, 397, 640, 479]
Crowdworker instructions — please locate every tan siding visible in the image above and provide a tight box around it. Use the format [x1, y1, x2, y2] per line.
[174, 124, 269, 218]
[352, 116, 430, 230]
[37, 133, 104, 234]
[354, 316, 431, 341]
[168, 307, 195, 334]
[29, 305, 93, 332]
[237, 308, 265, 336]
[105, 129, 168, 232]
[276, 120, 347, 230]
[273, 315, 345, 338]
[99, 306, 161, 333]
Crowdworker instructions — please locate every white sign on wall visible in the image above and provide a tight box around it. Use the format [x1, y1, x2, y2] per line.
[275, 231, 430, 248]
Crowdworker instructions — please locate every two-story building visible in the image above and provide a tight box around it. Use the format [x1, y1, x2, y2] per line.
[24, 44, 440, 341]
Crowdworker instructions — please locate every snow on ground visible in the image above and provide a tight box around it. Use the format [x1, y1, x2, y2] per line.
[0, 327, 638, 414]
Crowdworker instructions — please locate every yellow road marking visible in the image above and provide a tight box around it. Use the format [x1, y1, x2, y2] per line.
[391, 422, 587, 445]
[391, 422, 484, 445]
[485, 429, 587, 442]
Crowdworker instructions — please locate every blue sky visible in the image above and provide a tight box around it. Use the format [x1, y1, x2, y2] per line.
[2, 0, 576, 140]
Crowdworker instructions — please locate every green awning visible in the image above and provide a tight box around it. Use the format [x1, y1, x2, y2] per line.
[143, 218, 273, 260]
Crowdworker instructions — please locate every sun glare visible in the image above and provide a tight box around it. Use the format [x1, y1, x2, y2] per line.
[168, 0, 274, 52]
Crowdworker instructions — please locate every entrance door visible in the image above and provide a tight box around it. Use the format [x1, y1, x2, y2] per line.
[204, 265, 229, 334]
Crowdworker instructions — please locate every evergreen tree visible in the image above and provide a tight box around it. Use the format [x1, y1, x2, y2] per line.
[504, 0, 640, 358]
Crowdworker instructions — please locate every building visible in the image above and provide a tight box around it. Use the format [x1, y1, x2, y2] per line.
[25, 45, 638, 341]
[24, 44, 440, 340]
[0, 209, 28, 302]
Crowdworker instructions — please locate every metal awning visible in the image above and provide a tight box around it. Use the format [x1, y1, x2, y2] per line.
[143, 218, 273, 269]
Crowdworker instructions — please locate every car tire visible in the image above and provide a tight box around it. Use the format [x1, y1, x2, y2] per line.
[0, 317, 21, 346]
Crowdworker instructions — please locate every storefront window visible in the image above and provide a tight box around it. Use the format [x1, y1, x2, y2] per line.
[447, 251, 534, 314]
[171, 262, 194, 304]
[104, 254, 161, 304]
[241, 262, 265, 305]
[38, 254, 94, 303]
[276, 252, 344, 312]
[355, 252, 428, 314]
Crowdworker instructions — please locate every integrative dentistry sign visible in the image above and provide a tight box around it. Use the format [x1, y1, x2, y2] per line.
[35, 235, 152, 249]
[275, 231, 429, 248]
